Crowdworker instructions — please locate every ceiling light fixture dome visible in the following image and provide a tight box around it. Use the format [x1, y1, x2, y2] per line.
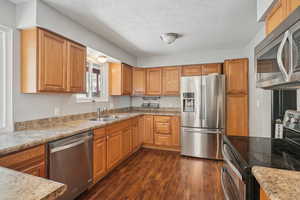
[97, 56, 108, 63]
[160, 33, 180, 44]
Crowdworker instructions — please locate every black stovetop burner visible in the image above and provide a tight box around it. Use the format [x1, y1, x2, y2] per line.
[225, 129, 300, 172]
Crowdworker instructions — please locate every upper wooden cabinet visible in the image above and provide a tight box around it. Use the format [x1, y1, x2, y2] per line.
[266, 0, 300, 35]
[146, 68, 162, 95]
[132, 67, 146, 95]
[109, 63, 132, 95]
[67, 42, 86, 93]
[182, 63, 222, 76]
[181, 65, 202, 76]
[224, 59, 248, 95]
[162, 67, 181, 96]
[202, 63, 222, 75]
[21, 28, 86, 93]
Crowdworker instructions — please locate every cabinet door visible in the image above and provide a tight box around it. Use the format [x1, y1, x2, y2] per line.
[181, 65, 202, 76]
[154, 134, 172, 146]
[287, 0, 300, 15]
[226, 95, 248, 136]
[171, 116, 180, 146]
[146, 68, 162, 95]
[132, 68, 146, 95]
[138, 116, 144, 145]
[38, 29, 67, 92]
[202, 63, 222, 75]
[122, 64, 132, 95]
[132, 121, 139, 150]
[67, 41, 86, 93]
[107, 131, 122, 169]
[21, 162, 46, 178]
[224, 59, 248, 95]
[162, 67, 181, 96]
[265, 0, 287, 35]
[93, 137, 107, 183]
[122, 127, 132, 157]
[260, 188, 270, 200]
[143, 115, 154, 144]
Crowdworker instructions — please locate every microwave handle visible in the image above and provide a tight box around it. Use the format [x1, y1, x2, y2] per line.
[277, 31, 290, 81]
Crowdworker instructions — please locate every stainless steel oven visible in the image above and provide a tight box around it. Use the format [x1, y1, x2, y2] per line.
[256, 7, 300, 89]
[222, 143, 246, 200]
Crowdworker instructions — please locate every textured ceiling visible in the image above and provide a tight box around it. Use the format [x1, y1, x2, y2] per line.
[42, 0, 259, 57]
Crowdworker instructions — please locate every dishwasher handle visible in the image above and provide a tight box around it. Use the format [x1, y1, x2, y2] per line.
[50, 134, 92, 153]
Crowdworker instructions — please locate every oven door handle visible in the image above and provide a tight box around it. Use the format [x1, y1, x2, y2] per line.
[222, 144, 244, 181]
[221, 167, 240, 200]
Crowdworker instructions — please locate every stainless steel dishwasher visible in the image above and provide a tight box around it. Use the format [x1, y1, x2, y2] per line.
[49, 131, 93, 200]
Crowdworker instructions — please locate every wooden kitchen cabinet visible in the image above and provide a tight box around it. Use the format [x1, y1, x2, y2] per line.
[21, 27, 86, 93]
[122, 127, 132, 157]
[224, 59, 248, 95]
[181, 64, 202, 76]
[226, 94, 249, 137]
[265, 0, 300, 35]
[162, 67, 181, 96]
[143, 115, 154, 144]
[202, 63, 222, 75]
[93, 136, 107, 183]
[131, 118, 140, 151]
[67, 41, 86, 93]
[109, 63, 132, 95]
[0, 145, 46, 178]
[146, 68, 162, 95]
[107, 130, 122, 169]
[138, 116, 144, 145]
[93, 128, 107, 183]
[260, 187, 270, 200]
[225, 58, 248, 137]
[171, 116, 180, 146]
[132, 68, 146, 95]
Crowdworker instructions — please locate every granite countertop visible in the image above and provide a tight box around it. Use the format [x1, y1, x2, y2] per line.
[252, 166, 300, 200]
[0, 167, 66, 200]
[0, 111, 179, 156]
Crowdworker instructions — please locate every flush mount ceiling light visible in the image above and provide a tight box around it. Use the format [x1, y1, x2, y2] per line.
[160, 33, 180, 44]
[97, 56, 108, 63]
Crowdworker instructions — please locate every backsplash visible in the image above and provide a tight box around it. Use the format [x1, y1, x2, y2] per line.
[131, 96, 180, 108]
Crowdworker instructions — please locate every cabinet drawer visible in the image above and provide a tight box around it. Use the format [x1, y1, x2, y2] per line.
[154, 116, 171, 123]
[94, 128, 106, 139]
[155, 122, 171, 134]
[106, 119, 131, 134]
[154, 134, 172, 146]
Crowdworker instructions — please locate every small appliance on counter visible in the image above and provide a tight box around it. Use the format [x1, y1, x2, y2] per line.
[180, 74, 225, 160]
[222, 110, 300, 200]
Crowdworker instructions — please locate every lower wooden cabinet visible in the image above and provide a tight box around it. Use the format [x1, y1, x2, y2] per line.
[132, 118, 140, 151]
[107, 130, 123, 169]
[154, 134, 172, 146]
[171, 116, 180, 146]
[260, 188, 270, 200]
[93, 136, 107, 183]
[226, 94, 249, 136]
[143, 115, 154, 144]
[122, 127, 132, 157]
[0, 145, 46, 178]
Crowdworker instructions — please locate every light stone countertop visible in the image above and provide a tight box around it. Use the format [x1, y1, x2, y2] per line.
[252, 166, 300, 200]
[0, 111, 179, 156]
[0, 167, 66, 200]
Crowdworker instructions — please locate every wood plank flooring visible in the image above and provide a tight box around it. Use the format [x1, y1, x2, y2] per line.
[77, 148, 224, 200]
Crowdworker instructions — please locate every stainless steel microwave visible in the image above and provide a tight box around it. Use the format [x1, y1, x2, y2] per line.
[255, 7, 300, 89]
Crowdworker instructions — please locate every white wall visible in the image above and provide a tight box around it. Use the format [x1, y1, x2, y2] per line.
[137, 48, 248, 67]
[0, 0, 133, 122]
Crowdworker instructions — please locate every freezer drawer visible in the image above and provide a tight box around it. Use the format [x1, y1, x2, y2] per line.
[181, 127, 223, 160]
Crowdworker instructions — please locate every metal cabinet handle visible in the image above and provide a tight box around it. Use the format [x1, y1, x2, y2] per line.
[277, 31, 290, 81]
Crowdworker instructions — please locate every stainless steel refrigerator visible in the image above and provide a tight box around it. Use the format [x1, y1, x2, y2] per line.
[180, 74, 225, 160]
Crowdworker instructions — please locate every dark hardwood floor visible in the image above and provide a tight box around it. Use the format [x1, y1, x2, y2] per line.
[77, 148, 224, 200]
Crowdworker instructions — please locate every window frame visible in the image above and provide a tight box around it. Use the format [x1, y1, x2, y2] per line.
[0, 25, 13, 133]
[76, 61, 109, 103]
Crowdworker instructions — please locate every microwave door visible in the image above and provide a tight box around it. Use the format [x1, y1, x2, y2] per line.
[289, 20, 300, 82]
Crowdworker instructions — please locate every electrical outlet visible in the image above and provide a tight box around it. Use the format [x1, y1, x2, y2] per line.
[54, 107, 60, 116]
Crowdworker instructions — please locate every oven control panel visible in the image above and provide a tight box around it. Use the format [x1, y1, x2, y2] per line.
[284, 110, 300, 131]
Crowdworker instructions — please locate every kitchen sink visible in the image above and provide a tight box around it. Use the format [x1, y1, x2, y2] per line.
[89, 115, 119, 122]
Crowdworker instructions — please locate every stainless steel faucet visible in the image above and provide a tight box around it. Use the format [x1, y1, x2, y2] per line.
[97, 108, 102, 119]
